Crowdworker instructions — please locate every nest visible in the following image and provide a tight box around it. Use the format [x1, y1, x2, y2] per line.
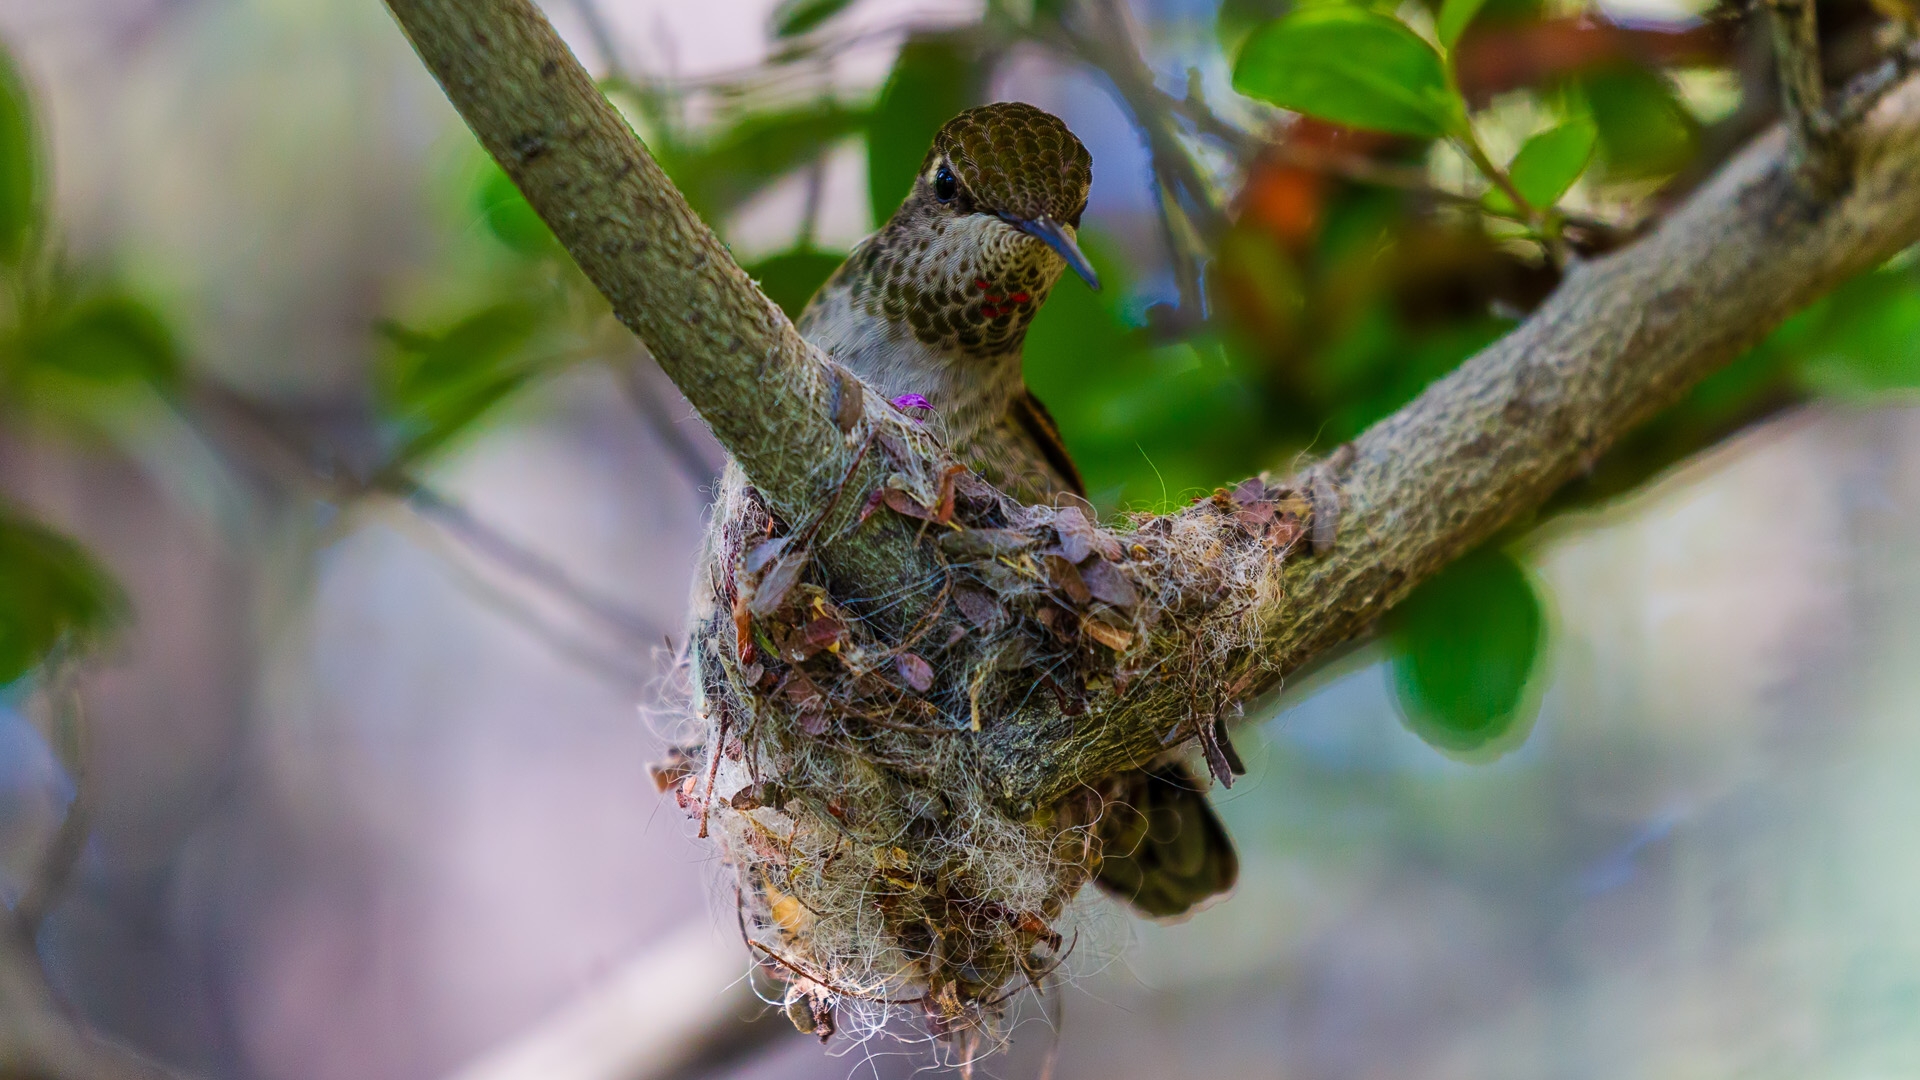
[658, 426, 1315, 1049]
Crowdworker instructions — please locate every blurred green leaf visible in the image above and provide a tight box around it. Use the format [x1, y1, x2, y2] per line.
[1788, 265, 1920, 395]
[0, 41, 39, 266]
[380, 302, 548, 464]
[1025, 237, 1264, 508]
[769, 0, 854, 38]
[745, 248, 844, 319]
[1581, 68, 1696, 180]
[1029, 0, 1076, 23]
[1233, 9, 1458, 139]
[0, 509, 124, 685]
[1436, 0, 1492, 50]
[664, 104, 868, 223]
[474, 164, 556, 257]
[1504, 117, 1596, 209]
[16, 294, 179, 386]
[869, 33, 984, 227]
[1389, 546, 1545, 757]
[1024, 239, 1134, 408]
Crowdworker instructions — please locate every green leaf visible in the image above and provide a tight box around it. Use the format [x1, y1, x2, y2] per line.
[1789, 267, 1920, 396]
[1232, 9, 1458, 139]
[1580, 68, 1697, 180]
[744, 248, 845, 319]
[17, 294, 180, 386]
[868, 33, 985, 227]
[1436, 0, 1492, 50]
[663, 104, 869, 223]
[769, 0, 855, 38]
[1389, 546, 1546, 757]
[0, 510, 125, 685]
[380, 302, 549, 464]
[1505, 117, 1596, 209]
[1022, 236, 1265, 509]
[0, 42, 39, 266]
[474, 164, 555, 257]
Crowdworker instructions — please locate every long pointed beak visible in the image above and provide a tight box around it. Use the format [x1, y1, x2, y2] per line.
[1004, 213, 1101, 291]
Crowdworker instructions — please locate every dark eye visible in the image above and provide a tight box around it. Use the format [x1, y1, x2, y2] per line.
[933, 164, 958, 202]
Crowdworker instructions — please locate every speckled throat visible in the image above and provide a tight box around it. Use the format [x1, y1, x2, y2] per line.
[796, 211, 1067, 446]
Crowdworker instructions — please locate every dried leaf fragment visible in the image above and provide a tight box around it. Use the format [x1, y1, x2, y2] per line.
[1053, 504, 1096, 564]
[953, 587, 1004, 631]
[1311, 470, 1341, 554]
[827, 362, 864, 434]
[1081, 558, 1140, 609]
[748, 548, 807, 617]
[937, 528, 1032, 559]
[744, 536, 790, 574]
[1196, 714, 1246, 788]
[648, 748, 693, 792]
[1082, 618, 1134, 652]
[894, 652, 934, 692]
[1043, 554, 1092, 605]
[864, 465, 966, 525]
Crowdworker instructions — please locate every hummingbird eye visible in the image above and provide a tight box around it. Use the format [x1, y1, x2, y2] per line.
[933, 164, 958, 203]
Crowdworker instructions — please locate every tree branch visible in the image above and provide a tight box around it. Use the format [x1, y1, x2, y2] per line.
[1, 681, 189, 1080]
[988, 76, 1920, 801]
[383, 0, 941, 622]
[1764, 0, 1839, 169]
[382, 0, 1920, 807]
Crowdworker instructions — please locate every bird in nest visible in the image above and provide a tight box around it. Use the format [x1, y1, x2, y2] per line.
[793, 101, 1238, 922]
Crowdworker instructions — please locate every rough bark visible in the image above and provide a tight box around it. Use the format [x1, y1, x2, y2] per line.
[381, 0, 941, 613]
[382, 0, 1920, 805]
[997, 87, 1920, 800]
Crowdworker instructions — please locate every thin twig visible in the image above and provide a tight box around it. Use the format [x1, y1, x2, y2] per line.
[1835, 38, 1920, 127]
[391, 475, 668, 642]
[182, 379, 668, 652]
[615, 356, 723, 492]
[0, 677, 188, 1080]
[14, 676, 90, 938]
[385, 506, 655, 688]
[568, 0, 631, 83]
[1055, 0, 1231, 310]
[1762, 0, 1842, 174]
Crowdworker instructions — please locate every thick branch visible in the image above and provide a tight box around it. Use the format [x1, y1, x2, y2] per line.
[987, 77, 1920, 802]
[383, 0, 1920, 805]
[1271, 81, 1920, 669]
[382, 0, 937, 611]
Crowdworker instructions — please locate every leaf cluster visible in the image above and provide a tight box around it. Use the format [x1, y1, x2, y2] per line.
[0, 41, 177, 688]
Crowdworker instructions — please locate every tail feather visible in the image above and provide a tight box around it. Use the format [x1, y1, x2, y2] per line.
[1091, 761, 1237, 918]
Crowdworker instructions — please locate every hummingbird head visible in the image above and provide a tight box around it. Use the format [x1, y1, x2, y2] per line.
[854, 102, 1096, 358]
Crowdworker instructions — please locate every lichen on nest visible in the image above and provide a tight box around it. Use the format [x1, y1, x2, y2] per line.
[658, 419, 1316, 1048]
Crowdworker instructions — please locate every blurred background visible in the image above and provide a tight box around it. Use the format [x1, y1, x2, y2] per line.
[2, 0, 1919, 1077]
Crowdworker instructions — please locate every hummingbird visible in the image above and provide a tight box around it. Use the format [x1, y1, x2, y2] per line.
[793, 102, 1237, 919]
